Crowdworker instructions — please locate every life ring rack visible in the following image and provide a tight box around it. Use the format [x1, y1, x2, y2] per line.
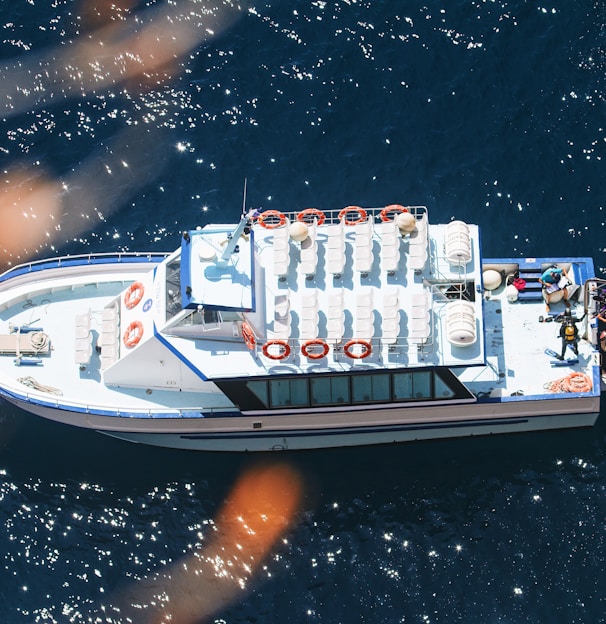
[296, 208, 326, 226]
[241, 322, 256, 350]
[262, 339, 291, 360]
[343, 339, 372, 359]
[301, 338, 330, 360]
[123, 320, 144, 349]
[338, 206, 367, 226]
[380, 204, 409, 222]
[124, 281, 145, 310]
[257, 210, 287, 229]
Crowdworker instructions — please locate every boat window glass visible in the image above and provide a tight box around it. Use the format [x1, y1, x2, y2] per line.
[270, 378, 309, 407]
[434, 373, 456, 398]
[245, 380, 269, 407]
[393, 372, 413, 399]
[352, 373, 390, 403]
[413, 371, 432, 399]
[165, 257, 183, 321]
[310, 376, 350, 405]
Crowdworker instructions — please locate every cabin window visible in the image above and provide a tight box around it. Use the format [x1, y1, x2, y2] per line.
[270, 378, 309, 407]
[310, 376, 350, 405]
[434, 373, 456, 398]
[352, 373, 390, 403]
[218, 366, 472, 411]
[245, 380, 269, 407]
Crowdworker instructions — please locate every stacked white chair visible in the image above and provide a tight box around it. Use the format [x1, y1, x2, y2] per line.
[380, 221, 400, 275]
[409, 213, 428, 271]
[382, 289, 400, 345]
[273, 224, 290, 279]
[355, 289, 374, 340]
[354, 219, 374, 275]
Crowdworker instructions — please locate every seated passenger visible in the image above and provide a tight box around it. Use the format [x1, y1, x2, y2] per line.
[539, 266, 570, 313]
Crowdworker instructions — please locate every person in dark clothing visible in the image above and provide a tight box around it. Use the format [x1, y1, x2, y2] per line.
[557, 309, 585, 360]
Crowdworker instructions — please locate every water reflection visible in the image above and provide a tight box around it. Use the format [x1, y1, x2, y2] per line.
[105, 462, 303, 624]
[0, 0, 244, 266]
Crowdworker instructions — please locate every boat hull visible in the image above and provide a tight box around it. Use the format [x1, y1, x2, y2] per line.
[1, 391, 599, 452]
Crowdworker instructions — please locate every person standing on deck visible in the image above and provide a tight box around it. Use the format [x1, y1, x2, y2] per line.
[557, 309, 585, 360]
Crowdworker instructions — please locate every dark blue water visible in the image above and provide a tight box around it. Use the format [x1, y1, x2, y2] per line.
[1, 1, 606, 622]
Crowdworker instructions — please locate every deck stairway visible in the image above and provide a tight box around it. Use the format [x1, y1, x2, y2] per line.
[516, 267, 543, 302]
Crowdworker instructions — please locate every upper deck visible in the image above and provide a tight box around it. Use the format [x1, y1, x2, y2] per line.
[179, 206, 487, 373]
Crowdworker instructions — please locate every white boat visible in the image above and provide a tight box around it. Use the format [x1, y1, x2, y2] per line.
[0, 205, 601, 451]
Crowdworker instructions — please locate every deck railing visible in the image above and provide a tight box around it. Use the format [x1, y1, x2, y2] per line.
[0, 251, 169, 283]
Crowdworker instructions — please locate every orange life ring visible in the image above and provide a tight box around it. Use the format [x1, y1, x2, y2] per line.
[343, 339, 372, 359]
[564, 371, 592, 393]
[380, 204, 409, 222]
[258, 210, 287, 229]
[296, 208, 326, 226]
[123, 320, 144, 348]
[338, 206, 367, 226]
[124, 281, 145, 310]
[241, 322, 256, 350]
[301, 339, 329, 360]
[262, 339, 291, 360]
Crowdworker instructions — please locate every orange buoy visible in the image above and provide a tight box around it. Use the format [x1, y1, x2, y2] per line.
[563, 371, 592, 393]
[124, 281, 145, 310]
[123, 320, 144, 348]
[343, 339, 372, 359]
[338, 206, 367, 226]
[296, 208, 326, 226]
[262, 339, 291, 360]
[380, 204, 409, 222]
[241, 322, 256, 350]
[258, 210, 287, 229]
[301, 339, 329, 360]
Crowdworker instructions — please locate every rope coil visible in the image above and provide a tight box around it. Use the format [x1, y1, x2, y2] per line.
[18, 376, 63, 395]
[547, 371, 592, 394]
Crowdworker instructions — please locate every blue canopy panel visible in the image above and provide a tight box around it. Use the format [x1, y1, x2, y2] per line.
[180, 226, 255, 312]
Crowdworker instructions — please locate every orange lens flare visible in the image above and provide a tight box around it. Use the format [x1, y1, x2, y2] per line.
[112, 462, 303, 624]
[0, 167, 61, 265]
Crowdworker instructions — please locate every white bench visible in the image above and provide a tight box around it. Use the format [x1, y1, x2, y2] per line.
[272, 292, 291, 339]
[325, 222, 346, 277]
[299, 222, 318, 278]
[382, 289, 400, 345]
[408, 213, 428, 271]
[354, 219, 374, 275]
[75, 311, 92, 365]
[327, 289, 345, 341]
[100, 303, 119, 369]
[409, 289, 431, 344]
[273, 225, 290, 279]
[355, 289, 374, 339]
[380, 221, 401, 275]
[300, 289, 319, 339]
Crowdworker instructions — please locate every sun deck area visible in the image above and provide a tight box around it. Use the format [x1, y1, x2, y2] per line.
[246, 206, 486, 370]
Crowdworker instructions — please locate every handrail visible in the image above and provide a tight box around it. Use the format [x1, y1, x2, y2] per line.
[254, 205, 427, 226]
[0, 251, 169, 283]
[14, 388, 232, 418]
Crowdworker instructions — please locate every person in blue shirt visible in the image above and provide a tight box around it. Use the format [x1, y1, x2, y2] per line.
[539, 266, 570, 313]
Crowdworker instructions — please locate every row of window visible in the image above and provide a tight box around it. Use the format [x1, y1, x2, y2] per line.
[219, 368, 471, 411]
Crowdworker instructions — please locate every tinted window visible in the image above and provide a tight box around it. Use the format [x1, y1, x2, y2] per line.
[270, 378, 309, 407]
[310, 376, 350, 405]
[352, 373, 390, 403]
[245, 380, 269, 407]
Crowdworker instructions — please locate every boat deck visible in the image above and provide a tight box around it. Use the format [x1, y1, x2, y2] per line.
[0, 211, 599, 419]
